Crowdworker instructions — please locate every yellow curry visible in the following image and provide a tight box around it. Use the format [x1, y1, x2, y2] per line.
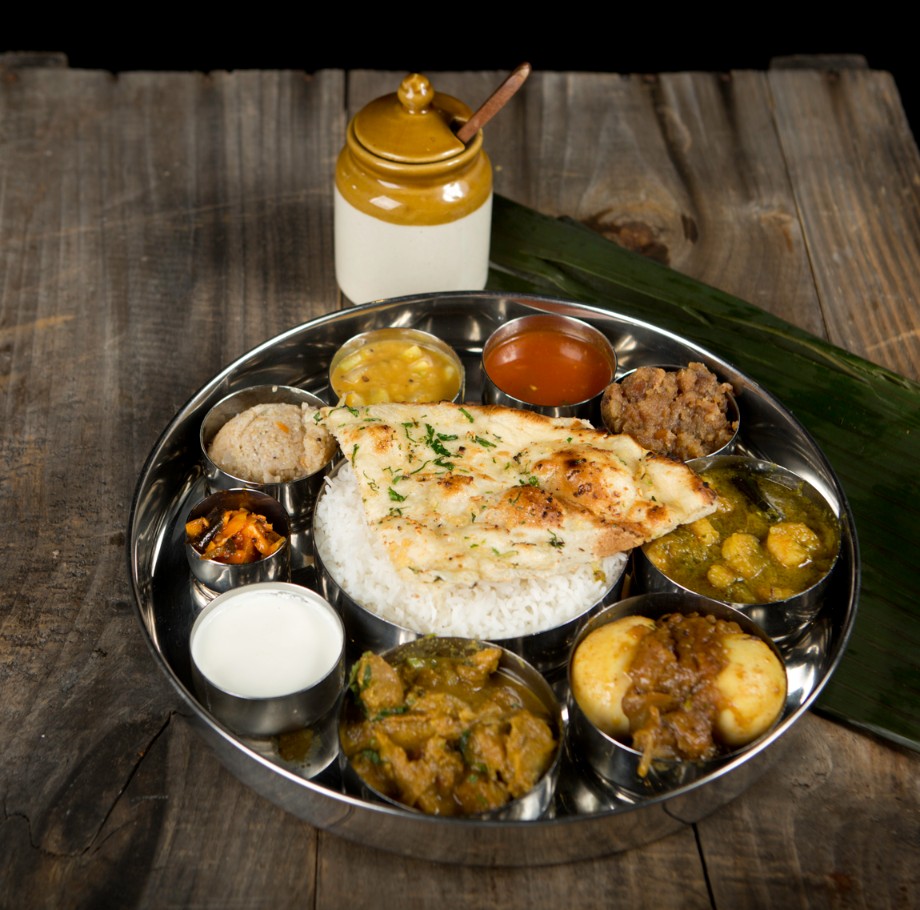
[331, 338, 461, 407]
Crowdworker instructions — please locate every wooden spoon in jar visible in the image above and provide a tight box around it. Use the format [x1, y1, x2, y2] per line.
[455, 62, 532, 144]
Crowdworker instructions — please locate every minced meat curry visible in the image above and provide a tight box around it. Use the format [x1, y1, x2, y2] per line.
[601, 362, 737, 460]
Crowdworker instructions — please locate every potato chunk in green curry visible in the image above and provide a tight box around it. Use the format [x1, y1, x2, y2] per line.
[643, 464, 839, 604]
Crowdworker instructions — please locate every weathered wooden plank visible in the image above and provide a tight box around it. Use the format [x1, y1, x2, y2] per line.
[2, 715, 319, 909]
[102, 68, 345, 438]
[467, 69, 824, 335]
[0, 67, 180, 865]
[699, 715, 920, 909]
[0, 64, 342, 907]
[769, 65, 920, 380]
[316, 821, 711, 910]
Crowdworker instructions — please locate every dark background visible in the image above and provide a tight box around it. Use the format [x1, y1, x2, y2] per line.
[3, 24, 916, 135]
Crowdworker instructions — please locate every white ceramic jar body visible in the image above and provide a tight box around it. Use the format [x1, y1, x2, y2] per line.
[334, 187, 492, 303]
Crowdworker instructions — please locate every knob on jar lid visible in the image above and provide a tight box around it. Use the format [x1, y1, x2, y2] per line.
[352, 73, 473, 163]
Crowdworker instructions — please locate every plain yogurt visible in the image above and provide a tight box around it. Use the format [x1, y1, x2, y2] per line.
[191, 584, 343, 699]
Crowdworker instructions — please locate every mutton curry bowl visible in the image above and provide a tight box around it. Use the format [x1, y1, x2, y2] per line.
[339, 637, 563, 819]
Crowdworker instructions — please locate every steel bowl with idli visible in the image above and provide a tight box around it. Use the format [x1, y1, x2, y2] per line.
[200, 384, 336, 529]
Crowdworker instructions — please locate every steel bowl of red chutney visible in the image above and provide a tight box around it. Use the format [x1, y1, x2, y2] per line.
[481, 313, 617, 419]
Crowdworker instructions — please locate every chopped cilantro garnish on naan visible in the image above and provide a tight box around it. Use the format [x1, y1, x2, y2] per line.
[317, 402, 716, 586]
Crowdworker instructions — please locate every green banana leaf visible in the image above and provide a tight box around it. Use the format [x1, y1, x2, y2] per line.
[486, 194, 920, 750]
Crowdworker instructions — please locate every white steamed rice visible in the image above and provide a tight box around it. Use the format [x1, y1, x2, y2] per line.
[313, 462, 627, 640]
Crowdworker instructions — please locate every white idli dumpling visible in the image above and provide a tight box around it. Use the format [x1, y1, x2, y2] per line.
[209, 403, 334, 484]
[714, 633, 786, 747]
[570, 616, 655, 736]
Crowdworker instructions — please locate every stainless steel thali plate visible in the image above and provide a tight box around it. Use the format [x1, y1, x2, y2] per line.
[129, 292, 859, 866]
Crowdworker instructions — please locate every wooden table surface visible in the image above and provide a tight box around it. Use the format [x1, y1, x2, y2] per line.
[1, 54, 918, 909]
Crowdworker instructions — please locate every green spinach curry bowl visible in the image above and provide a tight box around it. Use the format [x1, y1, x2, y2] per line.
[636, 456, 842, 643]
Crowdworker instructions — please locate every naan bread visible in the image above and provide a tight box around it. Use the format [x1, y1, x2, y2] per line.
[317, 402, 716, 585]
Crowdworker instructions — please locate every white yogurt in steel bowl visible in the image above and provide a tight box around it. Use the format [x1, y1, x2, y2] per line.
[190, 583, 345, 743]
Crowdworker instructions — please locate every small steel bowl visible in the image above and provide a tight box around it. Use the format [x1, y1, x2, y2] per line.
[312, 464, 628, 671]
[190, 583, 345, 753]
[328, 327, 465, 406]
[184, 489, 291, 599]
[200, 384, 334, 531]
[481, 313, 616, 420]
[636, 455, 843, 642]
[338, 637, 564, 820]
[567, 593, 788, 795]
[600, 363, 740, 460]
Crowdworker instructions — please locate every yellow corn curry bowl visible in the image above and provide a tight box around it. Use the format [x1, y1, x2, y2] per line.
[329, 327, 465, 407]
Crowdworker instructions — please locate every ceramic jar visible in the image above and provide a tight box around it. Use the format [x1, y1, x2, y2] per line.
[334, 73, 493, 304]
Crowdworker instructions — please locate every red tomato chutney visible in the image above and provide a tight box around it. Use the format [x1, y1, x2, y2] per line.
[484, 328, 615, 406]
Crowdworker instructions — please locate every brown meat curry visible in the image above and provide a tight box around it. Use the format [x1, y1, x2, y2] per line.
[340, 645, 557, 816]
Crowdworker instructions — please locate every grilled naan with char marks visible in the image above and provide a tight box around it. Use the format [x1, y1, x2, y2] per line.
[317, 402, 717, 585]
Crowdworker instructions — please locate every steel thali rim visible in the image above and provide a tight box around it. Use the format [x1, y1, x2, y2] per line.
[128, 291, 859, 865]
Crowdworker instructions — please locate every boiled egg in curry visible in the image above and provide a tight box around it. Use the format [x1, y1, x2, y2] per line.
[570, 612, 786, 776]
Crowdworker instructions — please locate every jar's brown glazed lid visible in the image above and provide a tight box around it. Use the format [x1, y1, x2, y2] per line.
[352, 73, 473, 163]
